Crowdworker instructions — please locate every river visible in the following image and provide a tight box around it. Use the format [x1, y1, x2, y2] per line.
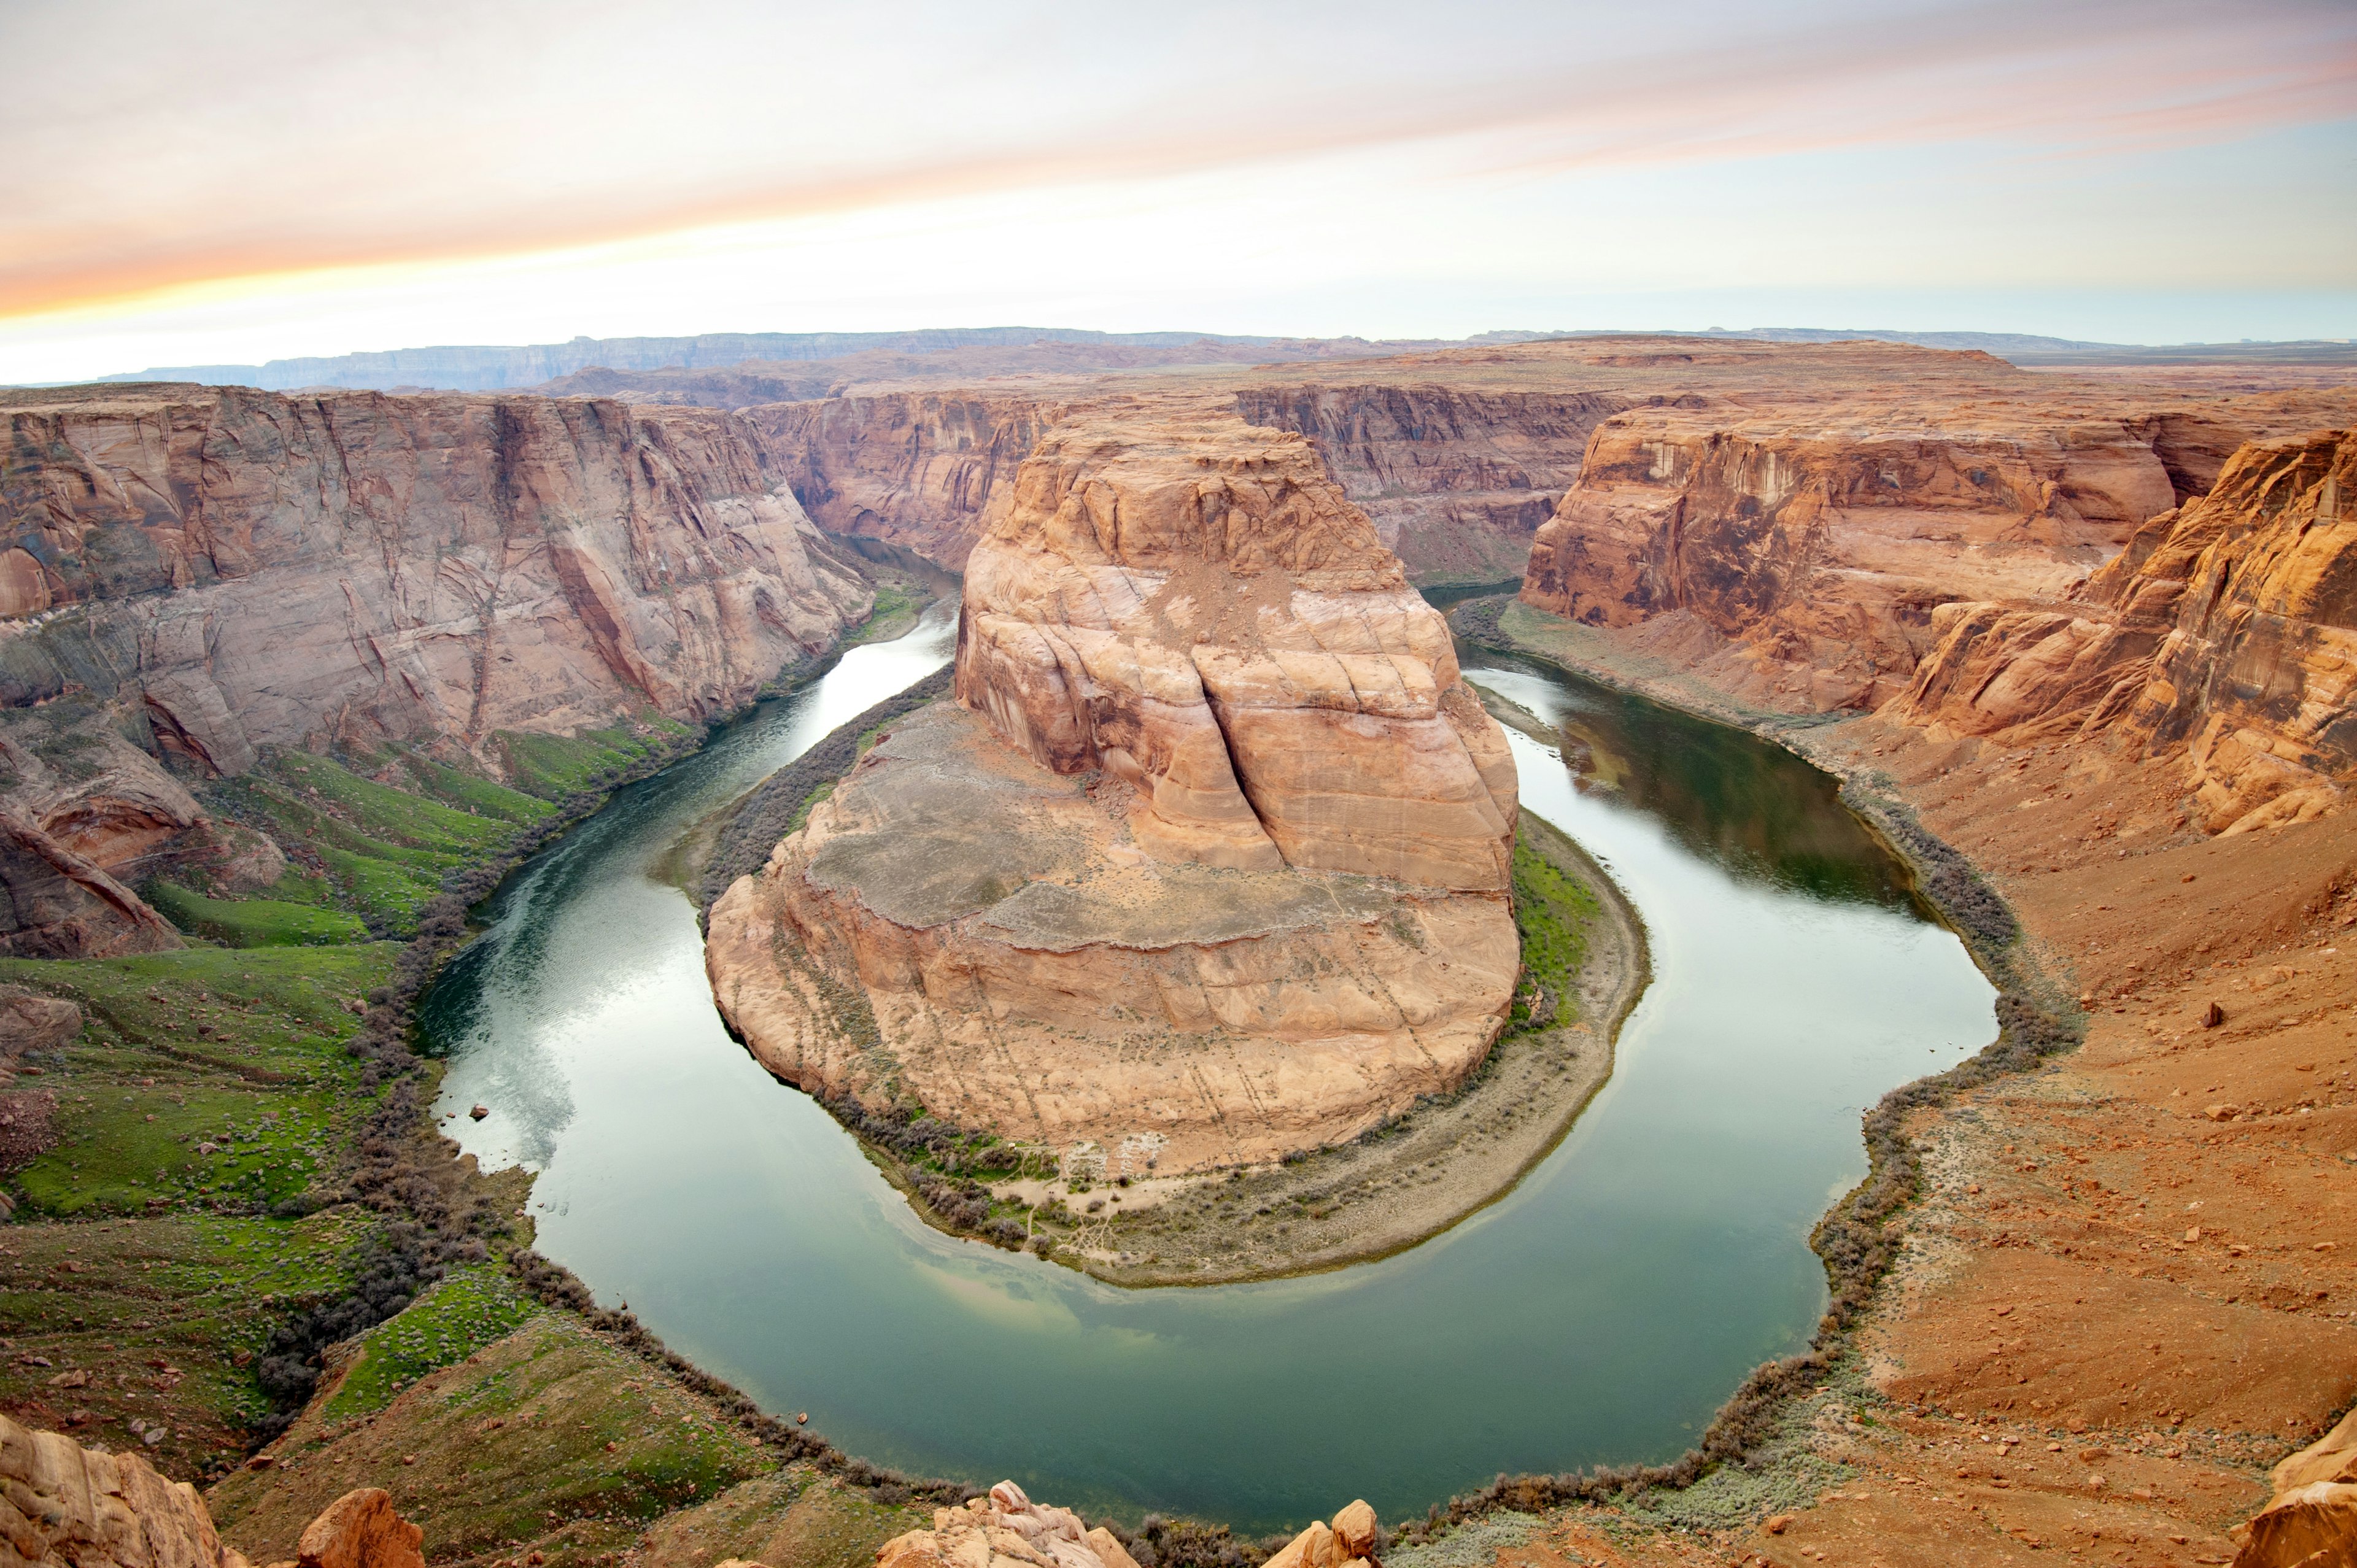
[422, 596, 1993, 1533]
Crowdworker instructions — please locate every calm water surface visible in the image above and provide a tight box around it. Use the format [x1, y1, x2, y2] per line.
[424, 600, 1992, 1531]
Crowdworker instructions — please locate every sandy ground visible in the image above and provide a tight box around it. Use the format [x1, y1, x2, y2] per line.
[1452, 604, 2355, 1567]
[1031, 812, 1649, 1286]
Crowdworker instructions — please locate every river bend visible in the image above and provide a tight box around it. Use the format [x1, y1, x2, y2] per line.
[424, 599, 1992, 1531]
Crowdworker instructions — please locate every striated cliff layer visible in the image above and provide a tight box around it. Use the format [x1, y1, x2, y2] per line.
[750, 379, 1622, 587]
[1891, 428, 2357, 833]
[707, 407, 1520, 1173]
[1234, 384, 1625, 585]
[747, 393, 1066, 569]
[0, 383, 872, 953]
[1519, 404, 2198, 711]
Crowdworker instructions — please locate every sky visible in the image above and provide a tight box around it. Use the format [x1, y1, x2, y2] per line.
[3, 0, 2353, 383]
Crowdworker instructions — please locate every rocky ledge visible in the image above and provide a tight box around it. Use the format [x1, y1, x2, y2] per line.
[876, 1483, 1379, 1568]
[708, 406, 1522, 1176]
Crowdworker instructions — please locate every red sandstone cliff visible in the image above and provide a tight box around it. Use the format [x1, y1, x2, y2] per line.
[1231, 385, 1625, 584]
[1517, 405, 2195, 710]
[0, 383, 873, 953]
[746, 393, 1067, 569]
[1891, 427, 2357, 833]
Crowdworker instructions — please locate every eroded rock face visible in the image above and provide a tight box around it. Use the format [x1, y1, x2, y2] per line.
[0, 384, 870, 755]
[0, 810, 182, 959]
[1234, 385, 1621, 584]
[287, 1489, 423, 1568]
[2233, 1482, 2357, 1567]
[2273, 1407, 2357, 1494]
[0, 1411, 243, 1568]
[956, 410, 1517, 889]
[1891, 429, 2357, 833]
[0, 382, 873, 952]
[1520, 407, 2181, 712]
[708, 703, 1517, 1171]
[708, 410, 1518, 1172]
[748, 393, 1066, 570]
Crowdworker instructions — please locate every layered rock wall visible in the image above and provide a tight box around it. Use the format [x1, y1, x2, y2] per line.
[1519, 409, 2188, 711]
[1, 385, 870, 747]
[1234, 384, 1625, 584]
[0, 383, 872, 952]
[1892, 428, 2357, 833]
[747, 393, 1066, 569]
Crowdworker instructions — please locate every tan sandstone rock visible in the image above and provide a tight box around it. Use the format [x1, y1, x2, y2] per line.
[1891, 429, 2357, 833]
[286, 1491, 422, 1568]
[877, 1481, 1123, 1568]
[2231, 1480, 2357, 1567]
[1260, 1500, 1380, 1568]
[2273, 1407, 2357, 1494]
[710, 408, 1519, 1172]
[0, 1410, 244, 1568]
[956, 406, 1516, 889]
[0, 987, 80, 1061]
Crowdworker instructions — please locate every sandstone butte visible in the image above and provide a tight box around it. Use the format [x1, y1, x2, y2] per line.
[0, 382, 872, 958]
[706, 406, 1521, 1173]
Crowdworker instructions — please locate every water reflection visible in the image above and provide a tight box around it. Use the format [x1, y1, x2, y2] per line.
[1465, 649, 1920, 912]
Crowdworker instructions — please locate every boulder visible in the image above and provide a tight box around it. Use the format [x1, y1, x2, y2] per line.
[2231, 1480, 2357, 1567]
[0, 988, 80, 1062]
[0, 813, 181, 960]
[875, 1480, 1120, 1568]
[1261, 1500, 1382, 1568]
[288, 1491, 424, 1568]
